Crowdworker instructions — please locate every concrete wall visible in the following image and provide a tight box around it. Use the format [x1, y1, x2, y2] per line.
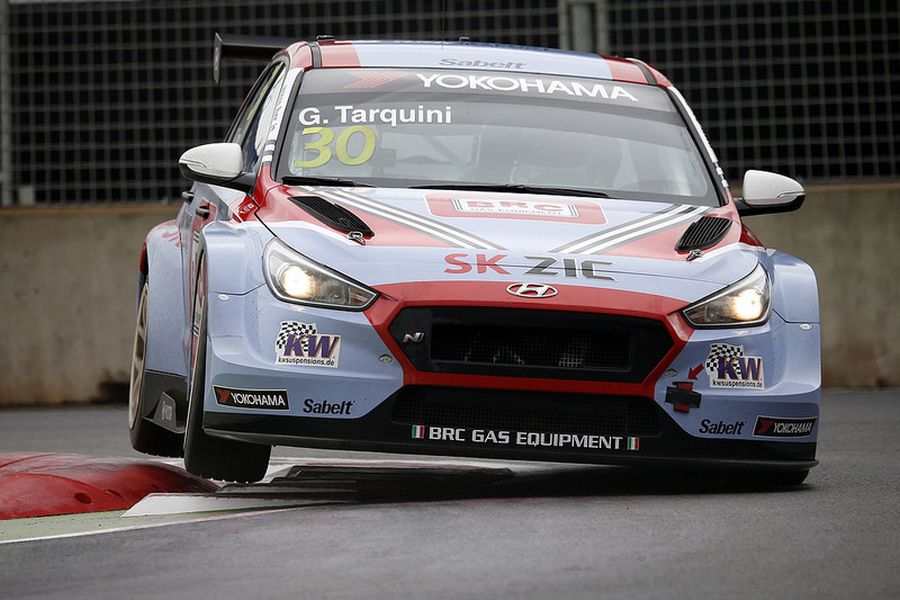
[0, 205, 178, 406]
[0, 184, 897, 405]
[745, 182, 900, 388]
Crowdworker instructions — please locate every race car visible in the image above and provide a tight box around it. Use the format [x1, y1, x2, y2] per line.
[128, 35, 820, 484]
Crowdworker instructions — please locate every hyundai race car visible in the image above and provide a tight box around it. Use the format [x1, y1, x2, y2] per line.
[128, 35, 821, 483]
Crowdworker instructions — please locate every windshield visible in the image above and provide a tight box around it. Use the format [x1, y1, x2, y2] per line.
[276, 68, 719, 205]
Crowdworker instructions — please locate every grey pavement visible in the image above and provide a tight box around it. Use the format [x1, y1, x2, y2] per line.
[0, 390, 898, 599]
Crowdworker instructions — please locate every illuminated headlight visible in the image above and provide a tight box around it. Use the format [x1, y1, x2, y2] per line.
[263, 239, 378, 310]
[682, 263, 771, 327]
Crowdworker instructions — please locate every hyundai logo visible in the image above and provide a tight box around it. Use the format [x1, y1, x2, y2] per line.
[506, 283, 558, 298]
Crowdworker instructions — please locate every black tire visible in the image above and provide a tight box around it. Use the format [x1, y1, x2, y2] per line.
[183, 257, 270, 483]
[129, 281, 184, 458]
[740, 468, 810, 487]
[765, 469, 810, 486]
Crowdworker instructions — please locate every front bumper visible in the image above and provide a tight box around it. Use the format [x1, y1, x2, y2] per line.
[204, 387, 817, 470]
[201, 283, 820, 471]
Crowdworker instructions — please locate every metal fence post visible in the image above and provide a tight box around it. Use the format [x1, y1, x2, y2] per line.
[0, 0, 12, 206]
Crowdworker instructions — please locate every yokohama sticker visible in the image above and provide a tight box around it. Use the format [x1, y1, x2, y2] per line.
[754, 416, 817, 438]
[214, 386, 289, 410]
[275, 321, 341, 368]
[410, 425, 639, 451]
[704, 343, 764, 389]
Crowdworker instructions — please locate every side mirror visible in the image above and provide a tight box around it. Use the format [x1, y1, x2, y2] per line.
[736, 169, 805, 216]
[178, 143, 253, 193]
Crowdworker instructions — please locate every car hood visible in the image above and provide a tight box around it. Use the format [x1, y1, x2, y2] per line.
[257, 186, 761, 304]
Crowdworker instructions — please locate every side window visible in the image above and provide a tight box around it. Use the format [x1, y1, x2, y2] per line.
[227, 63, 287, 172]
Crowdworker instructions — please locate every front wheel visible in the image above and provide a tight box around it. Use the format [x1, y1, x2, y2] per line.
[183, 258, 270, 483]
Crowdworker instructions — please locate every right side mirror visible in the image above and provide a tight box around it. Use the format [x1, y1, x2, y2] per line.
[736, 169, 806, 216]
[178, 142, 253, 193]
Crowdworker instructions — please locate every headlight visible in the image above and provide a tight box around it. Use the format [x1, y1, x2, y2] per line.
[682, 263, 770, 327]
[263, 239, 378, 310]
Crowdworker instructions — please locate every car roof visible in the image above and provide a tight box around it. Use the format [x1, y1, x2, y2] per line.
[282, 39, 672, 87]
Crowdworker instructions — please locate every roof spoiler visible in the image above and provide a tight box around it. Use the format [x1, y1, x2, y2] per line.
[213, 32, 297, 84]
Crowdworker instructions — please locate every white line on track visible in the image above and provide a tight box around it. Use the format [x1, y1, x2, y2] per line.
[0, 506, 312, 546]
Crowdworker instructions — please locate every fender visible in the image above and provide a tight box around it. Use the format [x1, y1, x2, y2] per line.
[202, 221, 271, 296]
[143, 220, 189, 377]
[768, 250, 820, 324]
[191, 222, 272, 373]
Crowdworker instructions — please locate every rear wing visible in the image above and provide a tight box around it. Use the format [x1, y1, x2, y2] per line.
[213, 32, 297, 84]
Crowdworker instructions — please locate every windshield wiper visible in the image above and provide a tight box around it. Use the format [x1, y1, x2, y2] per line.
[409, 183, 609, 198]
[281, 175, 373, 187]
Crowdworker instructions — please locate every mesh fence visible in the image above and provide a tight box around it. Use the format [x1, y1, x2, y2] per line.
[4, 0, 558, 204]
[2, 0, 897, 204]
[608, 0, 900, 183]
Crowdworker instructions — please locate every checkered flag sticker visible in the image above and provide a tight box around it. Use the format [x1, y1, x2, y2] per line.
[705, 343, 744, 376]
[276, 321, 316, 354]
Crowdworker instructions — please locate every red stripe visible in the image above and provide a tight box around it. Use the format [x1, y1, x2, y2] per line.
[320, 41, 361, 67]
[646, 64, 673, 87]
[604, 57, 651, 85]
[253, 186, 456, 247]
[740, 224, 764, 247]
[289, 43, 315, 70]
[364, 281, 692, 397]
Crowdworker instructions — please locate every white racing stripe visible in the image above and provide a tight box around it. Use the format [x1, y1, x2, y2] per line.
[317, 187, 505, 250]
[555, 204, 682, 254]
[581, 205, 709, 254]
[554, 204, 708, 255]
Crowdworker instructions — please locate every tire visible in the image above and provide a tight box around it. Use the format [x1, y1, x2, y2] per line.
[765, 469, 810, 486]
[740, 468, 810, 487]
[129, 281, 184, 457]
[183, 256, 271, 483]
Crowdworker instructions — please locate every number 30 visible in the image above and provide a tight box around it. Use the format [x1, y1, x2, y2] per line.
[294, 126, 376, 168]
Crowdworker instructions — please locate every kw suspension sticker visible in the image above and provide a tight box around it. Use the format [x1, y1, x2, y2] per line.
[704, 343, 764, 389]
[275, 321, 341, 368]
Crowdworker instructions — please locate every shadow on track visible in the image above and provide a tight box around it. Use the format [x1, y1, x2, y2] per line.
[216, 463, 810, 505]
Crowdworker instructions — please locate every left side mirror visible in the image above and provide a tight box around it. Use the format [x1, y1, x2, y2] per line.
[737, 169, 806, 216]
[178, 142, 253, 193]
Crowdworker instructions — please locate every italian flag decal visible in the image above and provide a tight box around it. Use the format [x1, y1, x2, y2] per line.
[627, 437, 640, 451]
[411, 425, 425, 439]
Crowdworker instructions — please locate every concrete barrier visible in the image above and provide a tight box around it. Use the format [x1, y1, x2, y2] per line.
[0, 205, 178, 406]
[744, 182, 900, 388]
[0, 184, 897, 405]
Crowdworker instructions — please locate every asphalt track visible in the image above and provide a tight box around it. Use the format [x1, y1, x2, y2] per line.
[1, 390, 898, 599]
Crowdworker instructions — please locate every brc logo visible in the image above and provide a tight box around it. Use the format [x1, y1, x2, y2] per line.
[453, 198, 577, 217]
[426, 195, 606, 224]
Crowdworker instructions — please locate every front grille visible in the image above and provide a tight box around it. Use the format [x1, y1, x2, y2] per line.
[431, 324, 630, 370]
[390, 386, 661, 437]
[389, 307, 672, 383]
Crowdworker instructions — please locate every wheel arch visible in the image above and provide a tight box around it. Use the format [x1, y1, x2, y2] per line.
[143, 220, 189, 377]
[768, 250, 820, 324]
